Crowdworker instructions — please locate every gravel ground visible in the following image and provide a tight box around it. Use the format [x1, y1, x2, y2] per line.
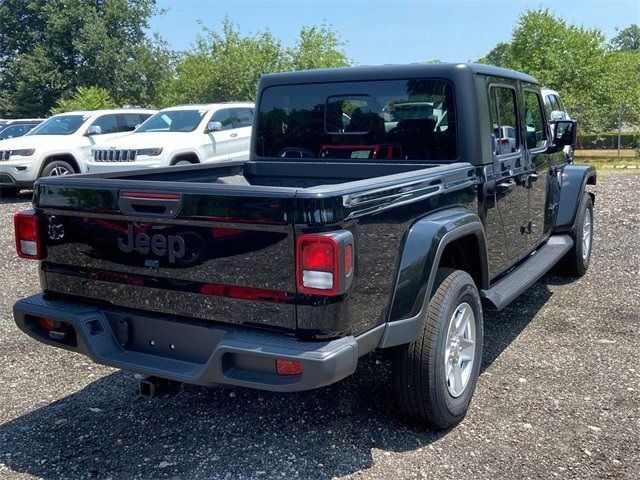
[0, 171, 638, 480]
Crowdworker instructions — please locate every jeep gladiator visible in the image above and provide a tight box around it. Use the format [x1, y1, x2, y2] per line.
[13, 63, 595, 429]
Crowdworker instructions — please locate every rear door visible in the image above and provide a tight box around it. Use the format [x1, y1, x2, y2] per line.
[487, 82, 530, 265]
[205, 108, 236, 161]
[229, 107, 253, 160]
[36, 177, 299, 331]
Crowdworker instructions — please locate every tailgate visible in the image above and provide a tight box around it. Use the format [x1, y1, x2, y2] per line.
[35, 180, 298, 332]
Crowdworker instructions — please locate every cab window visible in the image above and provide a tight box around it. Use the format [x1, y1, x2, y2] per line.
[523, 91, 547, 149]
[91, 114, 118, 135]
[256, 79, 457, 160]
[210, 109, 233, 131]
[117, 113, 145, 132]
[488, 86, 519, 156]
[231, 108, 253, 128]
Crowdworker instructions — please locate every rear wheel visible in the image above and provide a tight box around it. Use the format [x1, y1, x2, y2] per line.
[41, 160, 75, 177]
[558, 192, 593, 277]
[392, 268, 483, 429]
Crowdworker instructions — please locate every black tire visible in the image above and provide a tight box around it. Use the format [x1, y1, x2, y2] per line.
[557, 192, 593, 277]
[392, 268, 483, 429]
[40, 160, 76, 177]
[0, 187, 20, 197]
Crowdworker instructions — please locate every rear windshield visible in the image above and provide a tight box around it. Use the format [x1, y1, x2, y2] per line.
[256, 79, 457, 161]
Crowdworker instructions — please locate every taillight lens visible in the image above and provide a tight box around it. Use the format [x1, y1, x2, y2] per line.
[345, 244, 353, 275]
[296, 232, 353, 296]
[14, 210, 43, 259]
[36, 317, 56, 331]
[275, 359, 303, 376]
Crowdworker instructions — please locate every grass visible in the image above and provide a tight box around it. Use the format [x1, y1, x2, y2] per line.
[574, 149, 635, 158]
[573, 149, 639, 170]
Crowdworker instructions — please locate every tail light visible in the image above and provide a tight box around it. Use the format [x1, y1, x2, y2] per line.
[36, 317, 56, 331]
[296, 231, 354, 296]
[275, 359, 303, 376]
[14, 210, 43, 259]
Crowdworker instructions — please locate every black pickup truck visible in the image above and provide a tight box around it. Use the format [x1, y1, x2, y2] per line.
[13, 63, 595, 429]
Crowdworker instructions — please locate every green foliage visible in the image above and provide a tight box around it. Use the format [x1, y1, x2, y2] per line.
[478, 10, 640, 135]
[479, 42, 512, 67]
[289, 24, 350, 71]
[51, 86, 118, 115]
[160, 18, 350, 107]
[0, 0, 171, 117]
[610, 24, 640, 51]
[580, 133, 638, 149]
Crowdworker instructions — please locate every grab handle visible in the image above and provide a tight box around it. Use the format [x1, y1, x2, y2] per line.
[119, 191, 183, 218]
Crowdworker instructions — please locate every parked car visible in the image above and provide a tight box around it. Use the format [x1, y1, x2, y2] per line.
[542, 88, 573, 160]
[0, 119, 45, 140]
[12, 63, 594, 430]
[493, 125, 518, 154]
[0, 108, 155, 196]
[86, 103, 254, 173]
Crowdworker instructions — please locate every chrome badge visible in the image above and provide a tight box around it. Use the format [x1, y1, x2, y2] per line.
[47, 216, 65, 241]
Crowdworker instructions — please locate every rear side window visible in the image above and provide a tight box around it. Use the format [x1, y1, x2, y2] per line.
[523, 91, 547, 149]
[256, 79, 457, 161]
[231, 108, 253, 128]
[118, 113, 146, 132]
[210, 109, 233, 130]
[91, 114, 118, 135]
[488, 86, 519, 155]
[0, 124, 27, 139]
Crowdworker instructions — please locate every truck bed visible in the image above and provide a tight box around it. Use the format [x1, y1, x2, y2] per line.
[33, 159, 477, 337]
[80, 159, 443, 188]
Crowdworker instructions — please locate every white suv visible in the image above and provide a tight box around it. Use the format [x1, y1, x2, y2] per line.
[0, 108, 156, 196]
[86, 103, 254, 173]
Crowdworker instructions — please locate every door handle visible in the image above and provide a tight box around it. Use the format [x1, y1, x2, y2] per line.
[494, 180, 516, 194]
[230, 133, 238, 138]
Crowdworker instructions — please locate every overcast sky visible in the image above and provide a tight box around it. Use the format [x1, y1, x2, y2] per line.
[150, 0, 640, 64]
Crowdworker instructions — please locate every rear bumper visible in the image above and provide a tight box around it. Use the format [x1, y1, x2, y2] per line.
[13, 294, 358, 392]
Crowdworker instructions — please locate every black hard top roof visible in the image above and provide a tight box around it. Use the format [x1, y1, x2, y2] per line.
[260, 62, 539, 87]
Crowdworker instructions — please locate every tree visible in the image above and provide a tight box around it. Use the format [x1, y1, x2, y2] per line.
[51, 86, 117, 114]
[610, 24, 640, 51]
[160, 19, 289, 106]
[0, 0, 171, 117]
[478, 10, 640, 134]
[479, 42, 512, 67]
[161, 18, 350, 106]
[288, 24, 350, 71]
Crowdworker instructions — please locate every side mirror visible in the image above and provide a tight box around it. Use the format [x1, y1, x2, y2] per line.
[551, 119, 577, 149]
[550, 110, 567, 121]
[85, 125, 102, 136]
[205, 121, 222, 133]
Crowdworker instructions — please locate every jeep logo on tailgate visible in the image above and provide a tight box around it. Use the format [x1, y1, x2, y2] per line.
[117, 226, 186, 263]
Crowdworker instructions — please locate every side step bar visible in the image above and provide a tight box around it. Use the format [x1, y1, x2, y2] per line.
[481, 235, 573, 310]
